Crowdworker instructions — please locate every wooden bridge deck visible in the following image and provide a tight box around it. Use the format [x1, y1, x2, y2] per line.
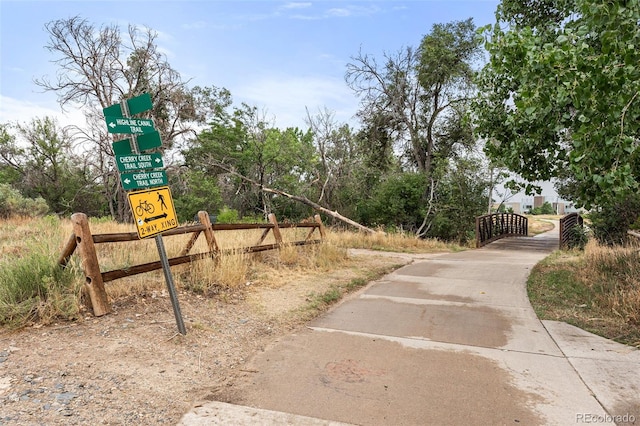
[481, 233, 559, 252]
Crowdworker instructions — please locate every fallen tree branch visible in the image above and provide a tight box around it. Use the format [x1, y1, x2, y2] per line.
[210, 160, 381, 234]
[627, 230, 640, 240]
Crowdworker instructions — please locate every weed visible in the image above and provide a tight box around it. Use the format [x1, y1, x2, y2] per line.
[0, 248, 82, 328]
[528, 240, 640, 347]
[566, 225, 590, 250]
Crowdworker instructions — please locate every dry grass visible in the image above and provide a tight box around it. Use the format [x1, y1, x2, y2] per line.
[528, 239, 640, 347]
[88, 222, 330, 298]
[527, 215, 558, 235]
[0, 216, 84, 326]
[580, 240, 640, 326]
[1, 216, 458, 328]
[327, 229, 463, 252]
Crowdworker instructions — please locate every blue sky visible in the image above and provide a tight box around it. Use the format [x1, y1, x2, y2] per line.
[0, 0, 500, 130]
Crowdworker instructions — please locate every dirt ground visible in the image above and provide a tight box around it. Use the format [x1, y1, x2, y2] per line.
[0, 251, 412, 425]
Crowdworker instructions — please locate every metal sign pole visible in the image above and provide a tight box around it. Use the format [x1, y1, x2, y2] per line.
[119, 97, 186, 336]
[155, 234, 186, 335]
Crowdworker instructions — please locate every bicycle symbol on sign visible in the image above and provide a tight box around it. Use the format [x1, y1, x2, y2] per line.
[135, 199, 155, 217]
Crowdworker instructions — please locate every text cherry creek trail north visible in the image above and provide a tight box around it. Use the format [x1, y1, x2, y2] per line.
[132, 171, 165, 186]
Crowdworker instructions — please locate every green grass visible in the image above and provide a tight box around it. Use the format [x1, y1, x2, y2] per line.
[0, 250, 83, 328]
[527, 245, 640, 348]
[303, 265, 400, 314]
[0, 216, 86, 328]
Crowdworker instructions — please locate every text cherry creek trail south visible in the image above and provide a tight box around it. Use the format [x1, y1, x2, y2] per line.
[116, 153, 164, 172]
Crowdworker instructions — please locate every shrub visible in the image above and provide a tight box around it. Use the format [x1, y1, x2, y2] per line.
[0, 250, 82, 327]
[566, 224, 590, 250]
[0, 183, 49, 218]
[589, 194, 640, 245]
[529, 201, 555, 215]
[216, 206, 239, 223]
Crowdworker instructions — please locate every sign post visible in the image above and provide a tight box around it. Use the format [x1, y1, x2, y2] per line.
[103, 93, 186, 335]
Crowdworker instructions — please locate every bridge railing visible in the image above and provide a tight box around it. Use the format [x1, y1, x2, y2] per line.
[559, 212, 584, 249]
[475, 213, 528, 248]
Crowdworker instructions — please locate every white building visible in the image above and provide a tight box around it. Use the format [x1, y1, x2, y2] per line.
[502, 195, 582, 215]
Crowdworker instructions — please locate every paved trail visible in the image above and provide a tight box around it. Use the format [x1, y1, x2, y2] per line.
[180, 226, 640, 425]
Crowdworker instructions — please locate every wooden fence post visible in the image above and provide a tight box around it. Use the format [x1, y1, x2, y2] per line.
[197, 210, 220, 254]
[71, 213, 111, 316]
[314, 214, 326, 239]
[268, 213, 283, 245]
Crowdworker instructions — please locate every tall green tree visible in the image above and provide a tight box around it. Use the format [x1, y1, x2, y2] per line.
[474, 0, 640, 210]
[170, 170, 223, 223]
[429, 157, 491, 243]
[0, 118, 103, 216]
[366, 172, 428, 230]
[183, 104, 316, 220]
[345, 18, 482, 237]
[0, 124, 21, 186]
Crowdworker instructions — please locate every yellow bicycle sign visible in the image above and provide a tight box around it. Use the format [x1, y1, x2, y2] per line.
[127, 186, 178, 239]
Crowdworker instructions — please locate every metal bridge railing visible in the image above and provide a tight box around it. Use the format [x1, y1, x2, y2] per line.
[475, 213, 528, 248]
[559, 212, 584, 249]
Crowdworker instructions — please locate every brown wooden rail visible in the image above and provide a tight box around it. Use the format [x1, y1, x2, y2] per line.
[58, 211, 325, 316]
[559, 212, 584, 249]
[475, 213, 528, 248]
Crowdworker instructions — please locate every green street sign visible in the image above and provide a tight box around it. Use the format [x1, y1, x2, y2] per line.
[127, 93, 153, 115]
[103, 93, 153, 119]
[112, 139, 133, 156]
[103, 103, 123, 119]
[136, 130, 162, 151]
[120, 170, 167, 191]
[115, 153, 164, 172]
[105, 117, 155, 134]
[112, 131, 163, 156]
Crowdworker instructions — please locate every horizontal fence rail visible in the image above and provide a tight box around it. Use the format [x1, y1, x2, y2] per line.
[475, 213, 528, 248]
[59, 211, 325, 316]
[559, 212, 584, 249]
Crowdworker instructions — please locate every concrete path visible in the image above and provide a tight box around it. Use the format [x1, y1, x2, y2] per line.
[179, 226, 640, 425]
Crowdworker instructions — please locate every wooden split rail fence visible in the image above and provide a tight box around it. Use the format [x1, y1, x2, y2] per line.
[58, 211, 326, 316]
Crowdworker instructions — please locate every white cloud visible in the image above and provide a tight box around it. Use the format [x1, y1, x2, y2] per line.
[233, 75, 359, 129]
[327, 8, 352, 17]
[326, 5, 381, 18]
[0, 74, 360, 133]
[286, 4, 380, 20]
[181, 21, 207, 31]
[0, 95, 86, 129]
[281, 2, 312, 10]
